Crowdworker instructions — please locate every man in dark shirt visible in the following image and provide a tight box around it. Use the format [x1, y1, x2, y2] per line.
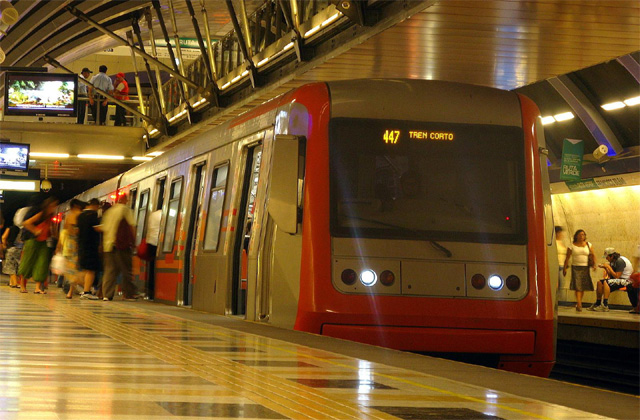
[77, 198, 101, 296]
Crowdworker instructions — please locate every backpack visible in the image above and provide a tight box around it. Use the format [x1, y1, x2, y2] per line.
[115, 217, 134, 250]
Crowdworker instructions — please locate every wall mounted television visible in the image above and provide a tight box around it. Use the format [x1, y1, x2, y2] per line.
[3, 72, 77, 121]
[0, 141, 29, 176]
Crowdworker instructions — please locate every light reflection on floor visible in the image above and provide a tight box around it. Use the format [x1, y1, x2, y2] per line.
[0, 284, 618, 420]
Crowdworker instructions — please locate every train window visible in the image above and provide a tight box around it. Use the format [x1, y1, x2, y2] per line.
[162, 178, 183, 253]
[135, 189, 150, 246]
[203, 163, 229, 251]
[156, 177, 166, 211]
[129, 188, 137, 211]
[329, 118, 527, 244]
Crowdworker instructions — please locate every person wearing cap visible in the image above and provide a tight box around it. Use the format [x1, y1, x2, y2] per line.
[587, 248, 634, 312]
[89, 65, 114, 125]
[113, 72, 129, 126]
[77, 67, 92, 124]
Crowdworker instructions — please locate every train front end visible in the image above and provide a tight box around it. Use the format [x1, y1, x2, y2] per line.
[295, 79, 555, 377]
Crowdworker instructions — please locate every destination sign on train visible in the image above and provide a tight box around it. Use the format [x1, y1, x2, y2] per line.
[383, 129, 455, 144]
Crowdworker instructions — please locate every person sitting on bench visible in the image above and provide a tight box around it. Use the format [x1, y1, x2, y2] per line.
[588, 248, 634, 312]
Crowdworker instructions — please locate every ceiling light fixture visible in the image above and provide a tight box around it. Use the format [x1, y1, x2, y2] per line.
[132, 156, 152, 161]
[601, 101, 626, 111]
[540, 116, 555, 125]
[77, 154, 125, 160]
[553, 112, 574, 122]
[29, 152, 70, 158]
[623, 96, 640, 106]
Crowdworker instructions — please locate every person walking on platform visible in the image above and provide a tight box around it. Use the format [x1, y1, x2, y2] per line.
[89, 65, 113, 125]
[563, 229, 596, 312]
[77, 198, 102, 299]
[100, 194, 139, 301]
[77, 67, 92, 124]
[2, 224, 22, 288]
[144, 209, 161, 300]
[588, 248, 634, 312]
[113, 72, 129, 126]
[60, 199, 98, 300]
[555, 226, 567, 293]
[18, 197, 59, 294]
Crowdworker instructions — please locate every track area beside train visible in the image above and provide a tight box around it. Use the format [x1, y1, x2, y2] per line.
[1, 286, 638, 420]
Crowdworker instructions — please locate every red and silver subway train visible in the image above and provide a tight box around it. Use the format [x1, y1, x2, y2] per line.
[67, 79, 557, 377]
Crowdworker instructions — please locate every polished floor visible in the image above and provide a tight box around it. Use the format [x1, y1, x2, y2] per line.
[0, 283, 634, 420]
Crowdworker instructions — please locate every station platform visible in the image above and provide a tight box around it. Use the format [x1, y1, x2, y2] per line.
[1, 285, 639, 420]
[557, 305, 639, 349]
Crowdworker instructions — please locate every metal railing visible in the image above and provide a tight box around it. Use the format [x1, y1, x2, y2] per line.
[77, 95, 152, 127]
[154, 0, 335, 117]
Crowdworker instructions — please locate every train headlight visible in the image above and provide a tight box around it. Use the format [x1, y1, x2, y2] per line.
[380, 270, 395, 286]
[360, 269, 377, 286]
[488, 275, 503, 291]
[471, 273, 486, 289]
[506, 275, 521, 291]
[341, 269, 357, 285]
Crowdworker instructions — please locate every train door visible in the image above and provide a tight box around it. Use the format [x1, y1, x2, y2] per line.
[162, 177, 184, 303]
[232, 144, 263, 315]
[183, 162, 206, 307]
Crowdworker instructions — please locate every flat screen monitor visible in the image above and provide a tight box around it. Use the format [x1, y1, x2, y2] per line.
[4, 72, 77, 118]
[0, 142, 29, 174]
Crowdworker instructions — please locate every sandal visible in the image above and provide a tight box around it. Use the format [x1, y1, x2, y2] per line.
[20, 289, 28, 293]
[34, 290, 47, 295]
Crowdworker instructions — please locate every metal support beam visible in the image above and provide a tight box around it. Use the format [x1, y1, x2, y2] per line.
[289, 0, 301, 31]
[225, 0, 259, 87]
[144, 10, 167, 114]
[277, 0, 294, 31]
[150, 0, 192, 112]
[616, 54, 640, 84]
[65, 5, 199, 90]
[199, 0, 219, 81]
[168, 0, 189, 99]
[548, 75, 624, 155]
[185, 0, 219, 107]
[238, 0, 253, 55]
[276, 0, 306, 63]
[125, 31, 147, 116]
[44, 56, 156, 125]
[132, 17, 168, 128]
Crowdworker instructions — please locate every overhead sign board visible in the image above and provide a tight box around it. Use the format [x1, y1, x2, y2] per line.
[565, 176, 627, 192]
[560, 138, 584, 181]
[154, 38, 218, 49]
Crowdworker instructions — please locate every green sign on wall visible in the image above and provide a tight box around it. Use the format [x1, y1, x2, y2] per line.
[560, 138, 584, 181]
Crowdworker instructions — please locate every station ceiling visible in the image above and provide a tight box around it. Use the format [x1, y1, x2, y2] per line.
[0, 0, 638, 181]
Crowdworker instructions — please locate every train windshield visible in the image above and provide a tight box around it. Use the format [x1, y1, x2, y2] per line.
[329, 118, 526, 244]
